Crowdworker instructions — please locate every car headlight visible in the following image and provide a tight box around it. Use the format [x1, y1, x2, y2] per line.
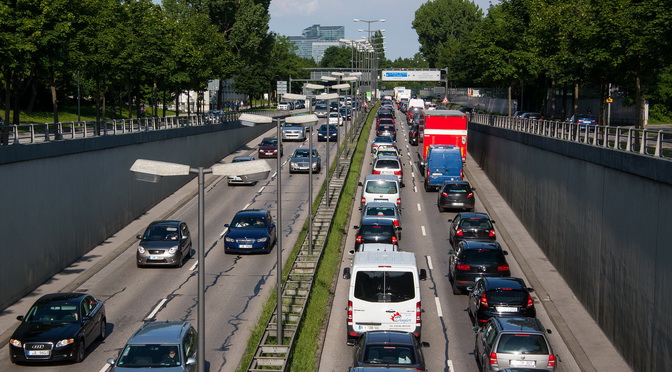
[137, 246, 145, 254]
[55, 338, 74, 348]
[9, 339, 22, 348]
[225, 237, 234, 242]
[257, 237, 268, 243]
[168, 246, 178, 254]
[291, 162, 298, 167]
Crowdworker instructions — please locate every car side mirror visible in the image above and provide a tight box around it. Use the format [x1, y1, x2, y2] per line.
[448, 250, 453, 255]
[353, 226, 359, 230]
[270, 224, 276, 228]
[466, 287, 474, 292]
[186, 357, 197, 365]
[448, 219, 453, 222]
[547, 329, 553, 334]
[491, 220, 496, 224]
[472, 187, 476, 191]
[343, 267, 351, 279]
[528, 287, 534, 292]
[419, 269, 427, 281]
[107, 357, 116, 365]
[472, 326, 480, 332]
[348, 249, 355, 255]
[224, 224, 230, 228]
[421, 341, 430, 348]
[16, 315, 24, 321]
[503, 251, 509, 255]
[136, 234, 143, 240]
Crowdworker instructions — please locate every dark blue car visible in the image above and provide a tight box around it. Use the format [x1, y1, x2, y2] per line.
[317, 124, 338, 142]
[224, 209, 276, 254]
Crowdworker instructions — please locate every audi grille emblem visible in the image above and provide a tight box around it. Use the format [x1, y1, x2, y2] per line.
[33, 344, 45, 349]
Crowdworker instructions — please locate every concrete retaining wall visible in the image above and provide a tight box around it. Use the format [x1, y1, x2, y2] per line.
[468, 123, 672, 371]
[0, 121, 273, 311]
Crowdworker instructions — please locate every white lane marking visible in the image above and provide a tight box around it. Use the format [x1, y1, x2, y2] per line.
[417, 203, 422, 212]
[427, 255, 434, 270]
[435, 296, 443, 318]
[219, 227, 229, 238]
[413, 186, 417, 193]
[146, 298, 167, 320]
[271, 171, 278, 179]
[243, 203, 251, 210]
[189, 261, 198, 271]
[448, 359, 454, 372]
[98, 364, 111, 372]
[258, 186, 266, 193]
[282, 160, 288, 166]
[421, 226, 426, 236]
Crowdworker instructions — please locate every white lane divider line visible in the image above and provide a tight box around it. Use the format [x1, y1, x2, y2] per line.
[413, 186, 417, 193]
[189, 261, 198, 271]
[417, 203, 422, 212]
[448, 359, 454, 372]
[146, 298, 167, 320]
[421, 226, 426, 236]
[258, 186, 266, 193]
[219, 227, 228, 238]
[98, 363, 111, 372]
[243, 203, 251, 210]
[272, 171, 278, 179]
[427, 255, 434, 270]
[435, 296, 443, 318]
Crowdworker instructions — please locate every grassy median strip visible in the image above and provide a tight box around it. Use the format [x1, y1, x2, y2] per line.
[235, 107, 376, 371]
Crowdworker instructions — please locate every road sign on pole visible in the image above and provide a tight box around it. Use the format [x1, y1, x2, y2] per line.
[277, 81, 288, 95]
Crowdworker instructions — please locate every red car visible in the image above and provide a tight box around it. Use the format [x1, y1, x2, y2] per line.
[258, 137, 282, 158]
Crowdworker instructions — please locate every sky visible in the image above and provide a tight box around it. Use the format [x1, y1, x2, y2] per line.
[269, 0, 497, 61]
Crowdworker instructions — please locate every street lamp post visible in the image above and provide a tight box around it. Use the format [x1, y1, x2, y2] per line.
[129, 158, 271, 372]
[316, 92, 339, 207]
[304, 84, 325, 256]
[236, 112, 319, 337]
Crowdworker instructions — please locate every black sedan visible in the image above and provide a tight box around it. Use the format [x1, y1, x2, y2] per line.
[437, 181, 475, 212]
[317, 124, 338, 142]
[9, 293, 106, 364]
[353, 218, 400, 250]
[224, 209, 277, 254]
[448, 241, 510, 295]
[448, 212, 496, 245]
[468, 277, 536, 326]
[352, 331, 429, 371]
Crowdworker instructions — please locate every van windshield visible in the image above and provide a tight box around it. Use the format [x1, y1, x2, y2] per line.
[365, 181, 398, 194]
[354, 271, 415, 302]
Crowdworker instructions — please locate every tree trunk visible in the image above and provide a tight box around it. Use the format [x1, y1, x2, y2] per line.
[508, 84, 512, 117]
[599, 82, 608, 126]
[550, 80, 556, 119]
[175, 91, 180, 117]
[50, 81, 59, 124]
[2, 68, 10, 145]
[561, 85, 567, 121]
[162, 90, 166, 117]
[572, 82, 579, 120]
[635, 75, 642, 129]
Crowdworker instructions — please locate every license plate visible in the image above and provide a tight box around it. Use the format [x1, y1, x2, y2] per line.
[355, 324, 380, 331]
[239, 244, 253, 248]
[451, 202, 464, 206]
[148, 256, 162, 260]
[432, 172, 442, 176]
[496, 306, 518, 312]
[27, 350, 50, 356]
[374, 199, 388, 202]
[510, 360, 536, 367]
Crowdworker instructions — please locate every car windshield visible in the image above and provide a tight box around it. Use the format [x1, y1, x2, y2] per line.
[496, 334, 549, 354]
[364, 345, 416, 365]
[365, 181, 398, 194]
[117, 344, 182, 367]
[459, 218, 493, 229]
[486, 289, 528, 303]
[320, 124, 337, 131]
[365, 207, 396, 217]
[230, 215, 266, 228]
[354, 271, 415, 302]
[293, 150, 315, 158]
[142, 225, 180, 241]
[375, 160, 400, 169]
[462, 249, 505, 265]
[260, 139, 277, 146]
[24, 303, 79, 323]
[282, 122, 301, 127]
[316, 104, 327, 110]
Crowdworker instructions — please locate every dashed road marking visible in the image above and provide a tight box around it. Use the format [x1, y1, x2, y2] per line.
[219, 227, 229, 238]
[189, 262, 198, 271]
[243, 203, 251, 210]
[146, 298, 167, 320]
[258, 186, 265, 193]
[427, 255, 434, 270]
[435, 296, 443, 317]
[421, 226, 426, 236]
[417, 203, 422, 212]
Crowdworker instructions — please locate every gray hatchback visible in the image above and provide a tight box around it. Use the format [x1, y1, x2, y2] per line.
[136, 221, 192, 268]
[107, 321, 198, 371]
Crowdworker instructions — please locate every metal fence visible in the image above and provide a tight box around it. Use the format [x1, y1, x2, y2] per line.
[0, 110, 283, 146]
[472, 113, 672, 160]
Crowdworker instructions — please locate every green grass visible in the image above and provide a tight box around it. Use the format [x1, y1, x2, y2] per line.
[234, 106, 377, 371]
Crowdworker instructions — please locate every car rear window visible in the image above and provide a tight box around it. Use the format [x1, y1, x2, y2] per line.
[375, 160, 400, 169]
[364, 345, 416, 365]
[354, 271, 415, 302]
[360, 224, 395, 236]
[461, 250, 505, 264]
[459, 218, 492, 229]
[365, 181, 398, 194]
[496, 334, 549, 354]
[366, 207, 396, 217]
[442, 184, 470, 193]
[486, 289, 527, 303]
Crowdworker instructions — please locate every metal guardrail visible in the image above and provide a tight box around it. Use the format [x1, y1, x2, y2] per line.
[0, 110, 285, 146]
[247, 110, 370, 372]
[472, 113, 672, 160]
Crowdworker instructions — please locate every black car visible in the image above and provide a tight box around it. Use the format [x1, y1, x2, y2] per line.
[437, 181, 475, 212]
[136, 220, 193, 268]
[317, 124, 338, 142]
[448, 241, 510, 294]
[353, 218, 400, 250]
[330, 101, 339, 112]
[448, 212, 496, 245]
[9, 293, 106, 364]
[408, 123, 419, 146]
[468, 277, 535, 326]
[352, 331, 429, 371]
[224, 209, 276, 254]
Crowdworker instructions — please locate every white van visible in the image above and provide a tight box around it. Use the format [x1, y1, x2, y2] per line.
[343, 251, 427, 344]
[408, 98, 425, 109]
[359, 175, 401, 207]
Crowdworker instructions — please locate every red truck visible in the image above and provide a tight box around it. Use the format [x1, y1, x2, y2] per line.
[417, 110, 468, 169]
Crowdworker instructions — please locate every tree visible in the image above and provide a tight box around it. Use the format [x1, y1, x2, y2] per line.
[320, 46, 352, 68]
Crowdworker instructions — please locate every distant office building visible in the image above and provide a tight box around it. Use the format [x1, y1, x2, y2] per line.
[289, 24, 345, 63]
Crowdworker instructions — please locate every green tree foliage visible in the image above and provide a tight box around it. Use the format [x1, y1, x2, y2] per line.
[320, 46, 352, 68]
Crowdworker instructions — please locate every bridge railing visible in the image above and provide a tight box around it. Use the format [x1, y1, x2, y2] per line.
[472, 113, 672, 160]
[0, 110, 285, 146]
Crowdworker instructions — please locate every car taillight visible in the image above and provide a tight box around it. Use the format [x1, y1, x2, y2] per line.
[547, 354, 556, 368]
[480, 293, 489, 307]
[416, 301, 422, 324]
[457, 264, 471, 271]
[489, 352, 498, 366]
[356, 235, 362, 243]
[497, 264, 510, 272]
[372, 170, 381, 174]
[361, 197, 366, 205]
[456, 228, 463, 236]
[460, 169, 463, 179]
[488, 229, 496, 237]
[393, 170, 402, 175]
[467, 192, 473, 198]
[441, 192, 449, 197]
[391, 236, 398, 244]
[396, 198, 401, 206]
[526, 294, 534, 308]
[392, 219, 399, 227]
[347, 300, 353, 322]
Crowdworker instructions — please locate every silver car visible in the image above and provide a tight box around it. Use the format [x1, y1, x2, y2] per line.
[107, 321, 197, 371]
[228, 156, 258, 185]
[289, 148, 321, 173]
[136, 221, 192, 268]
[281, 122, 306, 141]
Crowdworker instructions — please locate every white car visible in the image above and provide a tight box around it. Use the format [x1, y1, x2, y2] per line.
[328, 113, 343, 126]
[277, 101, 290, 110]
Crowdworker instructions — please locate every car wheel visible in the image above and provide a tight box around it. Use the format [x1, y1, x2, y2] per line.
[176, 253, 183, 268]
[75, 340, 85, 363]
[98, 319, 107, 341]
[452, 280, 463, 295]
